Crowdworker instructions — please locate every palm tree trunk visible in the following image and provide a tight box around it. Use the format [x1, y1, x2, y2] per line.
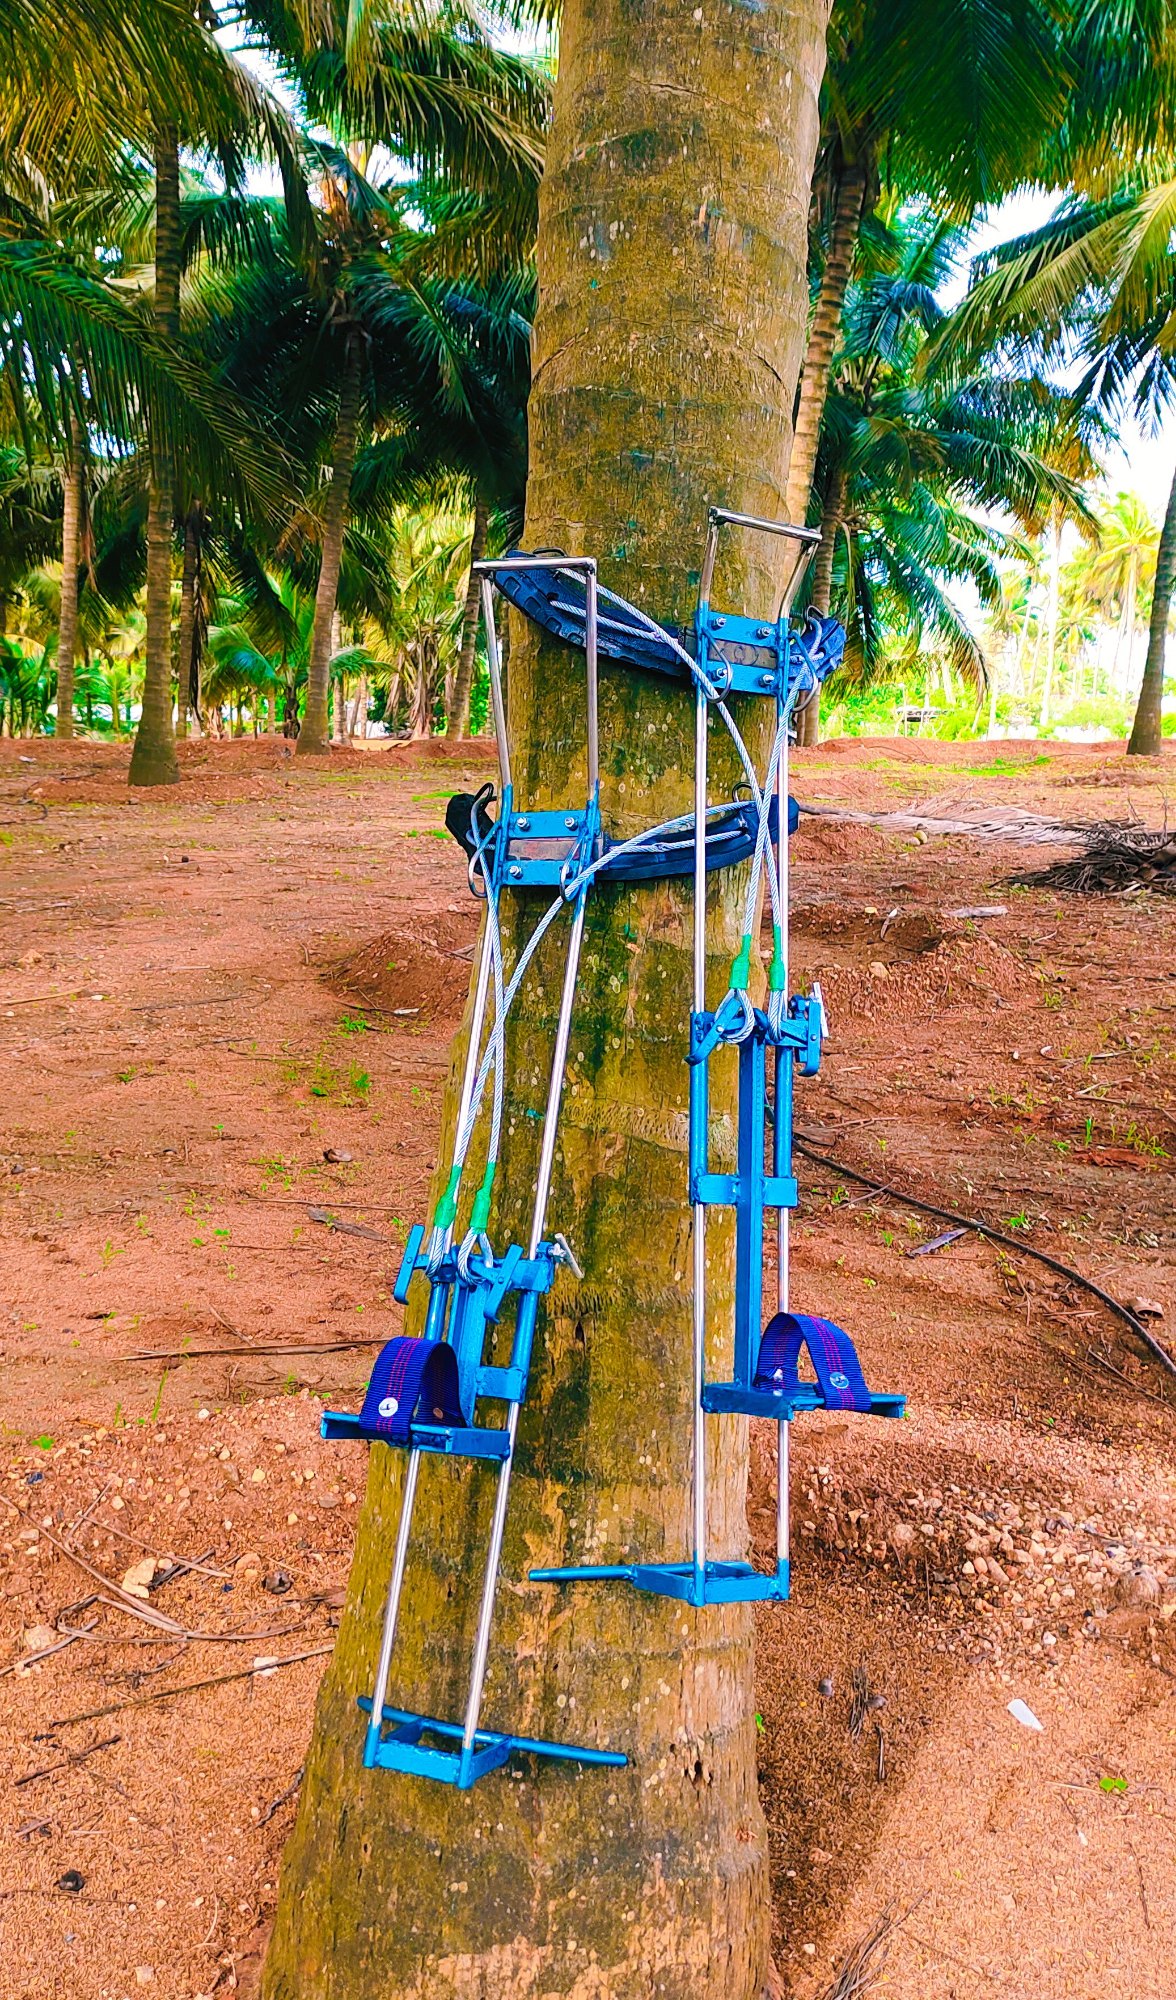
[174, 508, 200, 742]
[784, 147, 868, 524]
[330, 607, 345, 739]
[1128, 457, 1176, 756]
[1040, 506, 1060, 732]
[129, 124, 181, 788]
[450, 491, 489, 738]
[409, 640, 434, 738]
[298, 335, 362, 757]
[794, 461, 845, 745]
[1122, 551, 1137, 695]
[55, 409, 83, 741]
[347, 673, 366, 737]
[262, 2, 830, 1996]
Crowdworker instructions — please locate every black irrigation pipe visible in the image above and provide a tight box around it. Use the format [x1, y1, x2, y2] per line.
[794, 1137, 1176, 1388]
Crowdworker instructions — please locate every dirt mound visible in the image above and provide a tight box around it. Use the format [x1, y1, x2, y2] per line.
[791, 817, 899, 865]
[331, 912, 479, 1027]
[383, 736, 498, 768]
[797, 914, 1037, 1022]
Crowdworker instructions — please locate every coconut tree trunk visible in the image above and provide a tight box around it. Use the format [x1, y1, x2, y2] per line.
[298, 334, 362, 757]
[794, 461, 845, 745]
[784, 146, 868, 525]
[347, 673, 367, 738]
[262, 4, 830, 1998]
[1122, 551, 1138, 695]
[174, 507, 200, 741]
[129, 124, 181, 787]
[1040, 505, 1060, 733]
[1128, 458, 1176, 756]
[55, 409, 84, 741]
[450, 491, 489, 738]
[409, 640, 435, 738]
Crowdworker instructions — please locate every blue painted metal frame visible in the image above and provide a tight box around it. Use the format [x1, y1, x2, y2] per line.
[324, 1228, 630, 1785]
[530, 508, 902, 1612]
[694, 605, 794, 699]
[357, 1699, 627, 1785]
[321, 1223, 553, 1458]
[490, 797, 603, 892]
[530, 997, 821, 1609]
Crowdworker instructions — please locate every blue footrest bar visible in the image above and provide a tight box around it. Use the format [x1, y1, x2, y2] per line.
[528, 1560, 792, 1607]
[357, 1697, 627, 1789]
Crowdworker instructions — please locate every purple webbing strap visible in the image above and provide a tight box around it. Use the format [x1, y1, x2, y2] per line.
[358, 1336, 465, 1443]
[754, 1311, 873, 1414]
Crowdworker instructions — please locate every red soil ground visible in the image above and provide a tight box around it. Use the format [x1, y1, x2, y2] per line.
[1, 732, 1174, 1999]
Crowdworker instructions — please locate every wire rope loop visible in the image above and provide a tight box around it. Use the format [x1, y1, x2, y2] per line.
[424, 1224, 450, 1277]
[714, 988, 757, 1045]
[766, 988, 788, 1038]
[457, 1229, 493, 1284]
[467, 847, 489, 900]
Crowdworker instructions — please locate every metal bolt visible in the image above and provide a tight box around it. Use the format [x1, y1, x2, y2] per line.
[564, 816, 577, 830]
[756, 625, 772, 638]
[760, 673, 775, 689]
[713, 616, 725, 628]
[516, 816, 530, 831]
[509, 864, 523, 880]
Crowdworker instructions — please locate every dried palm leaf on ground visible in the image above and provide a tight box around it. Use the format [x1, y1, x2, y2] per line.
[1012, 821, 1176, 896]
[814, 1900, 903, 2000]
[800, 804, 1088, 845]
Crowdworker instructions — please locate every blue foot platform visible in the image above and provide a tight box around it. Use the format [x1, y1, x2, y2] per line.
[700, 1384, 906, 1420]
[528, 1559, 791, 1606]
[357, 1697, 627, 1788]
[321, 1410, 512, 1459]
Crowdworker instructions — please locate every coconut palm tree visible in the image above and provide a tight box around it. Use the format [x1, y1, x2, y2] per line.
[937, 176, 1176, 753]
[785, 0, 1072, 541]
[803, 205, 1100, 717]
[1068, 489, 1158, 697]
[194, 150, 536, 756]
[787, 0, 1176, 745]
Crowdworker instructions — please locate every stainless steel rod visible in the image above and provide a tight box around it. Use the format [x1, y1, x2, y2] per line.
[776, 1421, 790, 1576]
[473, 556, 597, 577]
[454, 916, 494, 1157]
[691, 682, 709, 1580]
[585, 568, 600, 800]
[708, 507, 819, 544]
[461, 894, 589, 1752]
[369, 1448, 422, 1734]
[776, 675, 791, 1579]
[481, 580, 512, 796]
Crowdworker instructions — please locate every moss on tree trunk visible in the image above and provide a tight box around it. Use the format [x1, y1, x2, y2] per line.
[262, 5, 829, 1995]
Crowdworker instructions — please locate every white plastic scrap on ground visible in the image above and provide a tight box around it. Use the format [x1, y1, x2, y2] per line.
[1007, 1698, 1045, 1731]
